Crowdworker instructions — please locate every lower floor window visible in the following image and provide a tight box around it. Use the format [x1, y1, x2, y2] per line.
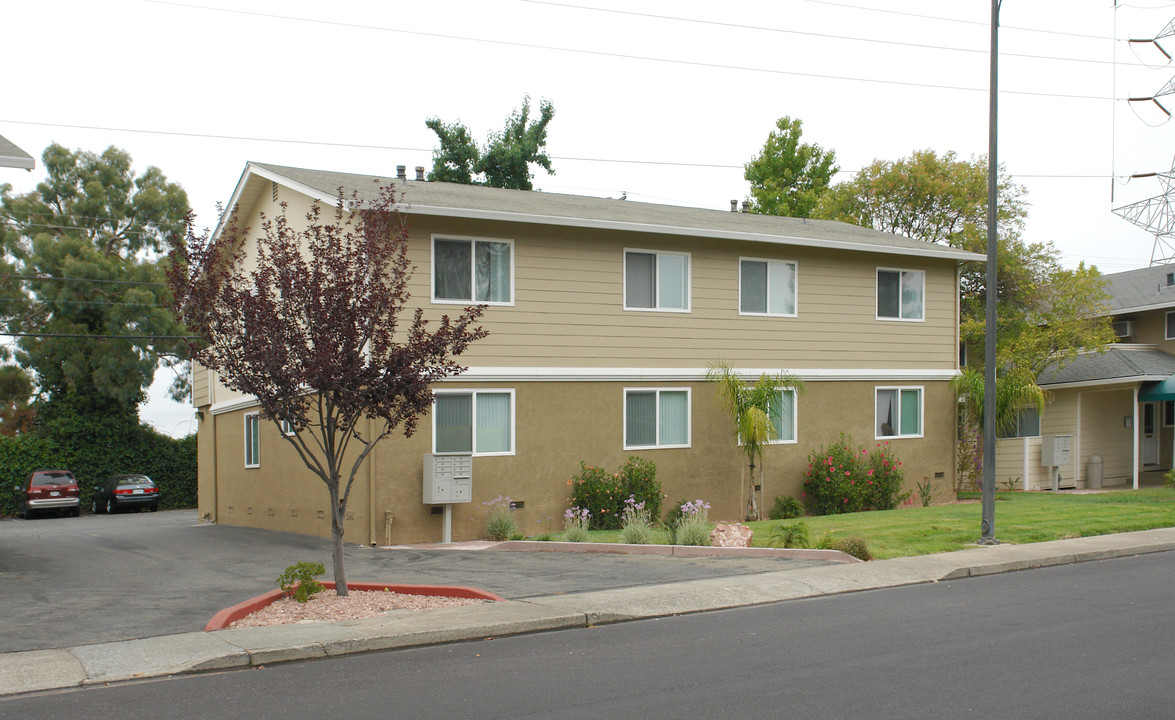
[768, 389, 797, 443]
[433, 390, 514, 455]
[625, 388, 690, 449]
[998, 406, 1041, 439]
[876, 387, 922, 438]
[245, 413, 260, 467]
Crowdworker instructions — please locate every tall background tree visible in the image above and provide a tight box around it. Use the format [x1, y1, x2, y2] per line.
[170, 185, 487, 593]
[426, 96, 555, 190]
[744, 116, 839, 218]
[0, 144, 197, 514]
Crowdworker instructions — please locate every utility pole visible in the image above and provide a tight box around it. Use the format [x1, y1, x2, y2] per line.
[980, 0, 1001, 546]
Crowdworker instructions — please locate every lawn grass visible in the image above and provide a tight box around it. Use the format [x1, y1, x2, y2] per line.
[556, 489, 1175, 560]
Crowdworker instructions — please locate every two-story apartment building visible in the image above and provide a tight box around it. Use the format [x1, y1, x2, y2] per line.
[193, 162, 982, 545]
[995, 263, 1175, 490]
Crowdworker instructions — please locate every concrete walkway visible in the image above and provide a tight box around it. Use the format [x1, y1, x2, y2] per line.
[4, 527, 1175, 698]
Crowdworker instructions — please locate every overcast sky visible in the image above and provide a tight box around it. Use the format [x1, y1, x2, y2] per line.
[4, 0, 1174, 436]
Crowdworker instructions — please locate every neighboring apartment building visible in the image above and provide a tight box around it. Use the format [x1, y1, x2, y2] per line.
[995, 263, 1175, 490]
[193, 162, 982, 544]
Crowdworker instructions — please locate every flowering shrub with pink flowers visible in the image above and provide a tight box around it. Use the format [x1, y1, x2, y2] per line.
[802, 435, 907, 515]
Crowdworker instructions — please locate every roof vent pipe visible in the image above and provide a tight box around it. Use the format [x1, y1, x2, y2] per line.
[415, 166, 426, 181]
[730, 200, 738, 212]
[741, 201, 750, 213]
[396, 165, 407, 180]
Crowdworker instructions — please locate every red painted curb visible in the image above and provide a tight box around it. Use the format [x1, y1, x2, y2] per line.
[204, 582, 505, 631]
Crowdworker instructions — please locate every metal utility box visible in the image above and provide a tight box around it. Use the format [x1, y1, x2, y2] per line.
[1040, 435, 1072, 468]
[422, 453, 472, 504]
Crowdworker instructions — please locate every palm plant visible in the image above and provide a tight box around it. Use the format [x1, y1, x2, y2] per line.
[707, 360, 805, 520]
[952, 365, 1047, 490]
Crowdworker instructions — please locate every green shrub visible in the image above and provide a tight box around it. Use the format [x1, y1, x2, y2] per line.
[276, 561, 325, 603]
[663, 496, 689, 540]
[812, 529, 836, 549]
[769, 520, 810, 548]
[570, 457, 662, 530]
[484, 495, 520, 541]
[768, 495, 804, 520]
[802, 435, 906, 515]
[831, 536, 872, 561]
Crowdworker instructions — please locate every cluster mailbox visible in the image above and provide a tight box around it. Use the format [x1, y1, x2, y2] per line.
[422, 453, 472, 504]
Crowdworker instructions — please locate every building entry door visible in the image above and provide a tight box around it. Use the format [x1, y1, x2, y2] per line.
[1142, 402, 1160, 466]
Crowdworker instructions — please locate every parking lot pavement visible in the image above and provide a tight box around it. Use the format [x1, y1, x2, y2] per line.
[0, 510, 827, 654]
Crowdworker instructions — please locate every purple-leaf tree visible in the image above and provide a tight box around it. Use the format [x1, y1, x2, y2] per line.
[168, 183, 486, 595]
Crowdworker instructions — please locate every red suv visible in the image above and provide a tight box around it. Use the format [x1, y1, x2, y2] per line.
[14, 469, 80, 519]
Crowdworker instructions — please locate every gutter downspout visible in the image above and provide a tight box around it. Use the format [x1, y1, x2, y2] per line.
[368, 415, 377, 545]
[1133, 386, 1140, 490]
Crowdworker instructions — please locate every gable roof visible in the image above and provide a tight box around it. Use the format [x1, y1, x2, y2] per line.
[1103, 263, 1175, 314]
[1037, 345, 1175, 389]
[224, 162, 985, 263]
[0, 134, 34, 170]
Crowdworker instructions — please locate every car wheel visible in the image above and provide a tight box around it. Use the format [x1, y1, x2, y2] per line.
[106, 498, 116, 514]
[92, 498, 101, 514]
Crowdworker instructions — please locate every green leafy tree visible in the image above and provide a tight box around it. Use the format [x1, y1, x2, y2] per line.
[426, 96, 555, 190]
[707, 360, 804, 520]
[0, 365, 34, 435]
[0, 144, 191, 422]
[744, 116, 839, 218]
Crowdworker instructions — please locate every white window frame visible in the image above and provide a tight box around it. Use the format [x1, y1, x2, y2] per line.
[431, 235, 515, 306]
[766, 388, 798, 444]
[876, 267, 925, 322]
[431, 389, 516, 457]
[623, 387, 692, 450]
[244, 412, 261, 468]
[738, 257, 798, 317]
[280, 418, 296, 437]
[1166, 310, 1175, 340]
[623, 249, 691, 313]
[874, 386, 924, 439]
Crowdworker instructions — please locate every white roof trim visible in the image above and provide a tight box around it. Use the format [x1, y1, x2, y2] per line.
[0, 155, 34, 170]
[1041, 377, 1161, 391]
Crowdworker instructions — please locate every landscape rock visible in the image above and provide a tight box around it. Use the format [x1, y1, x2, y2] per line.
[710, 522, 753, 548]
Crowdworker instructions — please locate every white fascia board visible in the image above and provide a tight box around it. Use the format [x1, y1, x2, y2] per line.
[443, 367, 961, 383]
[396, 203, 986, 263]
[210, 395, 261, 416]
[211, 163, 340, 242]
[1107, 301, 1175, 316]
[1041, 377, 1164, 392]
[0, 155, 34, 170]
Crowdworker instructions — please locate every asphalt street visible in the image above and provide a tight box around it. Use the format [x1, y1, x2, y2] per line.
[0, 509, 826, 653]
[6, 550, 1172, 719]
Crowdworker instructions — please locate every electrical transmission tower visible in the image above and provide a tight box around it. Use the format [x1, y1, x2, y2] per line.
[1113, 159, 1175, 266]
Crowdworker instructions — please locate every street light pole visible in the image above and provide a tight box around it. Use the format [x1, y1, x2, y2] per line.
[980, 0, 1001, 545]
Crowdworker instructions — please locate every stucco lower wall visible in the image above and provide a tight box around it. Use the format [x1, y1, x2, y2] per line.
[203, 379, 957, 544]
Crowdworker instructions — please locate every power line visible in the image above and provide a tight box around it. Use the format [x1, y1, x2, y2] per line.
[523, 0, 1138, 67]
[1, 332, 197, 340]
[144, 1, 1115, 102]
[0, 274, 169, 287]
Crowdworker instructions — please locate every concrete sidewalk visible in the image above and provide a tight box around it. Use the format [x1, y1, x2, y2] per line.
[4, 527, 1175, 698]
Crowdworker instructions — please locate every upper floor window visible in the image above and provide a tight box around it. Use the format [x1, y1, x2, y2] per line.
[877, 268, 924, 321]
[433, 390, 515, 456]
[1166, 311, 1175, 340]
[876, 387, 922, 439]
[433, 236, 513, 305]
[740, 258, 797, 316]
[624, 250, 689, 311]
[624, 388, 690, 449]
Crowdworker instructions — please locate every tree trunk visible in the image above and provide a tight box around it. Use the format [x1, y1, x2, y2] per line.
[328, 480, 348, 596]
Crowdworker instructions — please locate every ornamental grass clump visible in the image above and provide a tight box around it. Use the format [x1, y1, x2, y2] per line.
[619, 494, 653, 544]
[674, 499, 712, 546]
[484, 495, 520, 541]
[563, 506, 591, 542]
[802, 435, 907, 515]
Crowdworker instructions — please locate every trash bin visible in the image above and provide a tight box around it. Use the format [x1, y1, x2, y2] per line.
[1088, 454, 1103, 489]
